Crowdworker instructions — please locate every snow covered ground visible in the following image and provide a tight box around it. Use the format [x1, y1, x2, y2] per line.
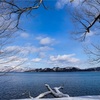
[11, 95, 100, 100]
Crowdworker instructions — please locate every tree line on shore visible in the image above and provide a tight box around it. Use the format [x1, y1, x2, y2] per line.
[25, 67, 100, 72]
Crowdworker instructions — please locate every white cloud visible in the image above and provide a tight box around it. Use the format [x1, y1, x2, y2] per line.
[4, 45, 53, 56]
[0, 56, 28, 72]
[39, 46, 53, 51]
[56, 0, 68, 9]
[47, 54, 80, 68]
[87, 32, 94, 37]
[4, 45, 30, 55]
[20, 32, 29, 38]
[50, 54, 80, 63]
[86, 30, 97, 37]
[56, 0, 84, 9]
[4, 46, 19, 51]
[39, 52, 46, 58]
[32, 58, 41, 62]
[1, 45, 53, 71]
[37, 37, 55, 45]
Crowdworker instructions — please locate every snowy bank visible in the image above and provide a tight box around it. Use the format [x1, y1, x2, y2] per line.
[11, 84, 100, 100]
[11, 96, 100, 100]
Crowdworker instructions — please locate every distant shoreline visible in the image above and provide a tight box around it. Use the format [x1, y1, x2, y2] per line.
[1, 67, 100, 73]
[24, 67, 100, 72]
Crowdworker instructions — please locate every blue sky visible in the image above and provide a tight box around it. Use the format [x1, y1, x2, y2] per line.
[2, 0, 99, 71]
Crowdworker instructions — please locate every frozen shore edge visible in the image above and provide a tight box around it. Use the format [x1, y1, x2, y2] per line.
[11, 95, 100, 100]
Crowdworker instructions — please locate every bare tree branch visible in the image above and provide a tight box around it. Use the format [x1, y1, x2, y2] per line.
[71, 0, 100, 41]
[0, 0, 45, 73]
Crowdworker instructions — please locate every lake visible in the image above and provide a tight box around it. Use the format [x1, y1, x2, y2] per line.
[0, 72, 100, 100]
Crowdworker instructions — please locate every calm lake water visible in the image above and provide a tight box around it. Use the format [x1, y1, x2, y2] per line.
[0, 72, 100, 100]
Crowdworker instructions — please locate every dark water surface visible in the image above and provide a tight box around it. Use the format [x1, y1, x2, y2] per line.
[0, 72, 100, 100]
